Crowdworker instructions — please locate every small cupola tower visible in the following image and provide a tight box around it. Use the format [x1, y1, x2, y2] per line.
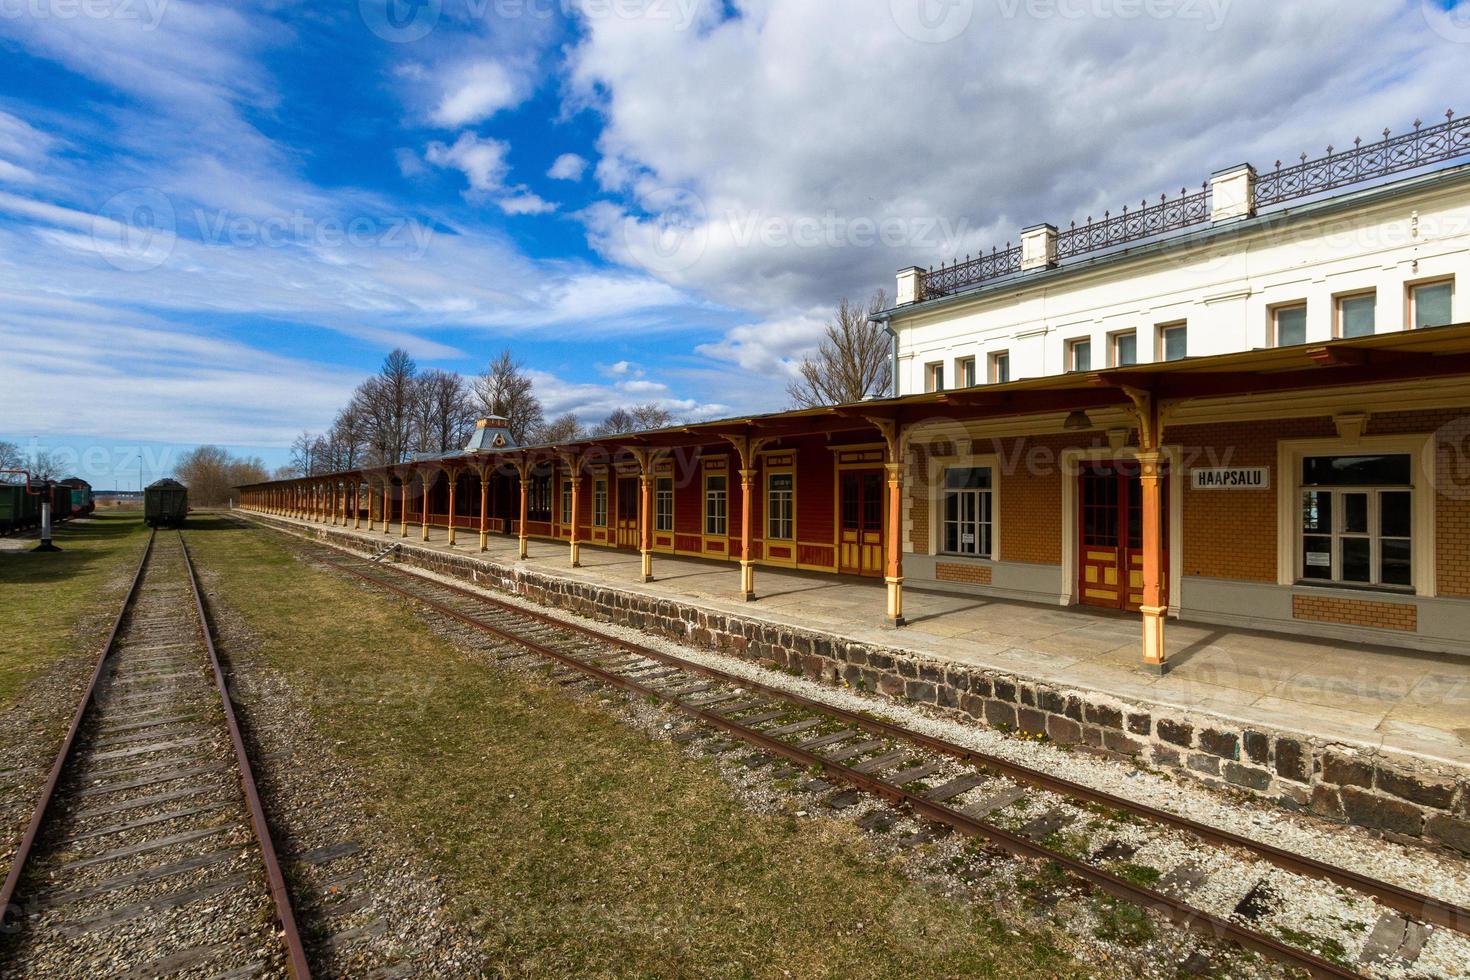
[463, 416, 516, 453]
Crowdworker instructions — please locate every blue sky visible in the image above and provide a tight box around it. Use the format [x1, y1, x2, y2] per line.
[1, 0, 1466, 487]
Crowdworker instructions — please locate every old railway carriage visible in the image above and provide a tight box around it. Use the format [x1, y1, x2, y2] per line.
[144, 478, 189, 527]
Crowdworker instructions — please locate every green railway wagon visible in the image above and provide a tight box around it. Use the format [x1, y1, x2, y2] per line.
[144, 478, 189, 527]
[0, 483, 37, 534]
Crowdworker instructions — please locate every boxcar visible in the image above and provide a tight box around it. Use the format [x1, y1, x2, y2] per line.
[60, 478, 94, 516]
[144, 478, 189, 527]
[0, 483, 35, 534]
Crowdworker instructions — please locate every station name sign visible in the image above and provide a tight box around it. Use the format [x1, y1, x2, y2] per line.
[1192, 467, 1270, 490]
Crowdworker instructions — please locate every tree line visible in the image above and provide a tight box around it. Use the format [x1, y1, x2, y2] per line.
[283, 348, 680, 478]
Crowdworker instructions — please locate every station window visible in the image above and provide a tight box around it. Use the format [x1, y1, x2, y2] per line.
[1410, 280, 1453, 329]
[955, 357, 976, 388]
[1067, 338, 1091, 372]
[593, 479, 608, 527]
[1273, 304, 1307, 347]
[705, 475, 728, 535]
[655, 477, 674, 532]
[1336, 292, 1376, 338]
[561, 480, 572, 524]
[925, 361, 945, 393]
[942, 467, 993, 558]
[990, 350, 1010, 384]
[1299, 454, 1412, 589]
[767, 472, 794, 540]
[1111, 330, 1137, 367]
[1159, 322, 1188, 361]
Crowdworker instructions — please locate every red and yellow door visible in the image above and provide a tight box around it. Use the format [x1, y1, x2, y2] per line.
[1078, 460, 1167, 612]
[615, 477, 640, 549]
[838, 470, 884, 576]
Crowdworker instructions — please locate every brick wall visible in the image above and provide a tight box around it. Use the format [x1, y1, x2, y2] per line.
[909, 443, 930, 556]
[1292, 594, 1418, 632]
[998, 435, 1067, 565]
[935, 562, 993, 585]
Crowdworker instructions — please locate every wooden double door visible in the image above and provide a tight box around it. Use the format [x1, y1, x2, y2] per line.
[615, 477, 640, 549]
[1078, 460, 1167, 612]
[838, 470, 885, 576]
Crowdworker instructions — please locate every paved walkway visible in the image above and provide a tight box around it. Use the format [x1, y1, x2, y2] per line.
[257, 512, 1470, 767]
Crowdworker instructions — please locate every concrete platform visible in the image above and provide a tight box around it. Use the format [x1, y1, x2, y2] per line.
[254, 512, 1470, 769]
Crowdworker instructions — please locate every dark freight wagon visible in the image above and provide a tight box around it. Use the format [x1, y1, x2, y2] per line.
[144, 478, 189, 527]
[0, 483, 40, 534]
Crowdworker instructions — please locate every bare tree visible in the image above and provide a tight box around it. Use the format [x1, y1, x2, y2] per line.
[536, 412, 585, 444]
[629, 403, 676, 430]
[324, 404, 367, 470]
[354, 348, 419, 466]
[786, 290, 892, 408]
[289, 431, 321, 477]
[177, 446, 266, 506]
[591, 408, 635, 437]
[0, 440, 23, 482]
[271, 464, 297, 480]
[29, 449, 61, 482]
[412, 369, 475, 455]
[473, 349, 543, 445]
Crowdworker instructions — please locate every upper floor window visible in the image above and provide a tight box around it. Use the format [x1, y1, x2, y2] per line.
[942, 467, 993, 558]
[1410, 280, 1453, 329]
[956, 356, 977, 388]
[1273, 304, 1307, 347]
[990, 350, 1010, 384]
[1299, 454, 1412, 589]
[1159, 322, 1188, 361]
[1111, 330, 1137, 367]
[705, 475, 728, 535]
[925, 362, 945, 393]
[655, 477, 674, 532]
[1336, 292, 1376, 338]
[1067, 338, 1091, 372]
[767, 472, 794, 540]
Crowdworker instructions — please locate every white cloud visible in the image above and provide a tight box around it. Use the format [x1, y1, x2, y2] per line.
[430, 60, 522, 128]
[548, 152, 589, 181]
[425, 132, 511, 192]
[565, 1, 1463, 314]
[498, 192, 557, 215]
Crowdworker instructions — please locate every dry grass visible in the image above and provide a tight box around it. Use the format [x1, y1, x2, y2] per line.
[0, 512, 150, 707]
[187, 515, 1089, 979]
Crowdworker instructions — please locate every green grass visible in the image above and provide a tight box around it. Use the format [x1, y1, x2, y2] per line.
[0, 511, 150, 707]
[187, 516, 1090, 979]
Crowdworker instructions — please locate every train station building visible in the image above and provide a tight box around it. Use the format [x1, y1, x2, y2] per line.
[237, 119, 1470, 837]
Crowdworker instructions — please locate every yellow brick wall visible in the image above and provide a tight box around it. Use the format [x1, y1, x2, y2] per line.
[935, 562, 993, 585]
[1292, 594, 1417, 632]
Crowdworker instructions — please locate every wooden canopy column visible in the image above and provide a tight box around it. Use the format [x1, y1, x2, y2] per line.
[868, 416, 906, 627]
[353, 480, 362, 529]
[721, 435, 768, 602]
[420, 469, 432, 542]
[400, 471, 411, 538]
[446, 467, 458, 547]
[632, 449, 656, 583]
[515, 457, 530, 559]
[476, 463, 490, 552]
[559, 452, 582, 567]
[1127, 387, 1169, 674]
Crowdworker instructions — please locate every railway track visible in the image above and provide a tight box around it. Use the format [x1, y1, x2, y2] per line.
[255, 517, 1470, 979]
[0, 529, 309, 979]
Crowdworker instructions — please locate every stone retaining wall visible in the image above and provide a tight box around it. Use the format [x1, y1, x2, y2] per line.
[269, 516, 1470, 855]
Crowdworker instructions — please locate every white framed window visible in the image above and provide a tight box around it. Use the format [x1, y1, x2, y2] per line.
[989, 350, 1010, 384]
[1272, 303, 1307, 347]
[705, 475, 727, 535]
[956, 356, 977, 388]
[1067, 338, 1091, 372]
[941, 467, 994, 558]
[1299, 454, 1413, 589]
[1159, 322, 1188, 361]
[593, 479, 608, 527]
[1110, 330, 1137, 367]
[1409, 279, 1453, 329]
[767, 472, 793, 540]
[561, 480, 572, 524]
[655, 477, 674, 532]
[926, 361, 945, 392]
[1335, 291, 1376, 338]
